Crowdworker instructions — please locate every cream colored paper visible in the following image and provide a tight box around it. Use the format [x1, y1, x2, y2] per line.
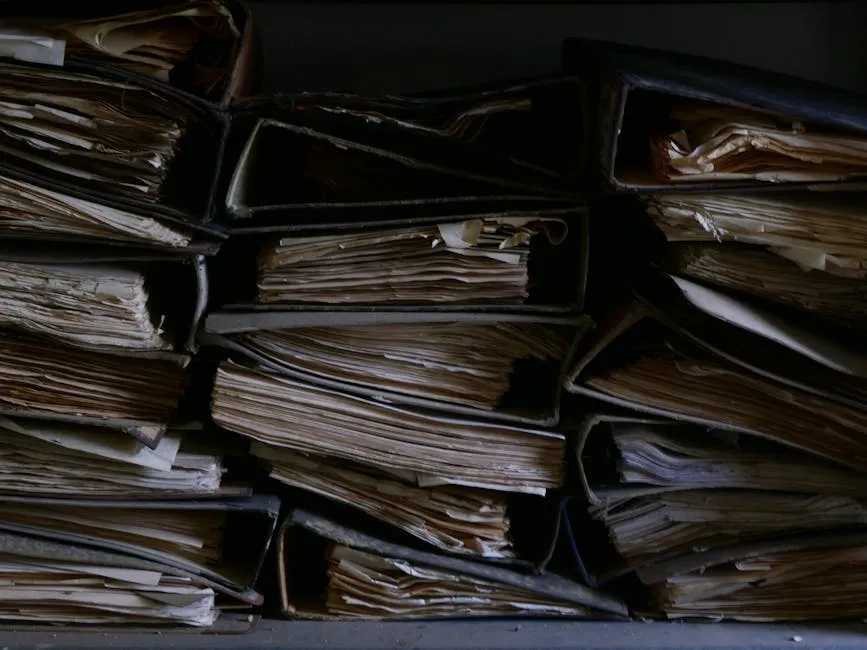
[324, 545, 590, 619]
[257, 217, 568, 304]
[212, 363, 565, 494]
[235, 322, 571, 410]
[651, 103, 867, 183]
[257, 444, 513, 558]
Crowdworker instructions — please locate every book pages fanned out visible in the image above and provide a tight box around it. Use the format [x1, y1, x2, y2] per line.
[56, 1, 241, 97]
[647, 540, 867, 621]
[0, 558, 217, 626]
[0, 332, 186, 429]
[234, 323, 571, 410]
[0, 174, 192, 247]
[0, 63, 196, 202]
[0, 417, 223, 496]
[666, 243, 867, 327]
[256, 217, 568, 304]
[646, 193, 867, 278]
[583, 350, 867, 473]
[325, 545, 591, 619]
[255, 444, 513, 558]
[650, 102, 867, 183]
[0, 261, 171, 351]
[212, 363, 565, 495]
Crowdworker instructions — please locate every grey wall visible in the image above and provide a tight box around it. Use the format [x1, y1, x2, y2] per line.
[247, 2, 867, 94]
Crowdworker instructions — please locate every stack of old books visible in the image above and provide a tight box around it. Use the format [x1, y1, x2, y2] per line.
[0, 2, 280, 629]
[203, 78, 627, 620]
[562, 39, 867, 621]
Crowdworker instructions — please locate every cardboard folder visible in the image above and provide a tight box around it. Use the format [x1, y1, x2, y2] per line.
[275, 508, 627, 620]
[564, 303, 867, 476]
[564, 39, 867, 192]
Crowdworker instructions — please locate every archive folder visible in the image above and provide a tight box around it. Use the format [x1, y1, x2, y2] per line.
[203, 311, 589, 426]
[0, 416, 236, 498]
[238, 75, 583, 180]
[221, 108, 577, 230]
[571, 412, 867, 579]
[209, 210, 589, 313]
[0, 494, 279, 626]
[637, 531, 867, 621]
[212, 364, 567, 496]
[0, 0, 257, 107]
[564, 39, 867, 191]
[566, 277, 867, 415]
[276, 509, 627, 620]
[0, 244, 208, 355]
[648, 191, 867, 282]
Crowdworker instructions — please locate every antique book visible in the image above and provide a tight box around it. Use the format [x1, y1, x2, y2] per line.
[254, 444, 513, 558]
[212, 362, 566, 495]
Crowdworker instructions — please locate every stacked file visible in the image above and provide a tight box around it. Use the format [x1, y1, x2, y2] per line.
[0, 2, 265, 630]
[276, 509, 627, 620]
[206, 100, 589, 594]
[563, 38, 867, 621]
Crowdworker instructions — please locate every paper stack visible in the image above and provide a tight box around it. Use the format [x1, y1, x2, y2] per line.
[0, 1, 270, 629]
[556, 38, 867, 621]
[206, 89, 591, 602]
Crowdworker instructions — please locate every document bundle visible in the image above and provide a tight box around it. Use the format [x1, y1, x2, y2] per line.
[559, 38, 867, 621]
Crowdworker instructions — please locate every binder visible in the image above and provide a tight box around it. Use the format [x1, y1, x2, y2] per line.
[564, 309, 867, 475]
[0, 61, 226, 228]
[275, 508, 627, 620]
[0, 494, 279, 626]
[211, 364, 568, 496]
[202, 311, 589, 426]
[254, 444, 564, 568]
[564, 39, 867, 192]
[647, 190, 867, 287]
[568, 412, 867, 581]
[220, 107, 578, 230]
[0, 244, 208, 356]
[636, 530, 867, 621]
[208, 210, 589, 314]
[235, 75, 583, 181]
[566, 280, 867, 416]
[0, 0, 258, 107]
[0, 416, 244, 498]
